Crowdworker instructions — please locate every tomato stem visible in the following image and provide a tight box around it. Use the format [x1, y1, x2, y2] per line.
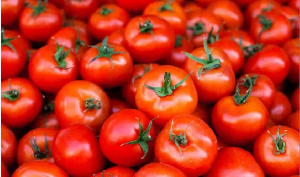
[257, 14, 272, 42]
[174, 35, 182, 48]
[53, 38, 71, 69]
[243, 75, 257, 88]
[100, 6, 114, 16]
[169, 120, 189, 157]
[1, 29, 18, 52]
[268, 126, 287, 155]
[1, 79, 21, 101]
[234, 75, 254, 105]
[132, 65, 152, 84]
[207, 24, 223, 44]
[29, 134, 51, 159]
[139, 20, 154, 36]
[159, 2, 173, 11]
[187, 22, 205, 36]
[25, 0, 48, 17]
[74, 29, 86, 53]
[238, 32, 262, 59]
[84, 98, 101, 111]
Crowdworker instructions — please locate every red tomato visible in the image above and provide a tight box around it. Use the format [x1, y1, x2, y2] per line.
[270, 91, 292, 125]
[92, 166, 135, 177]
[155, 114, 218, 176]
[289, 0, 299, 10]
[134, 163, 187, 177]
[192, 103, 209, 125]
[53, 124, 105, 177]
[245, 0, 282, 22]
[88, 4, 130, 41]
[232, 0, 253, 8]
[243, 45, 290, 86]
[19, 0, 63, 42]
[280, 6, 299, 37]
[107, 28, 124, 46]
[1, 124, 17, 167]
[135, 65, 198, 127]
[291, 87, 299, 111]
[1, 0, 24, 26]
[204, 147, 264, 177]
[49, 0, 64, 8]
[193, 0, 218, 7]
[1, 78, 43, 128]
[183, 2, 203, 15]
[110, 98, 130, 114]
[12, 160, 68, 177]
[283, 38, 299, 84]
[116, 0, 155, 13]
[285, 111, 299, 132]
[1, 161, 9, 177]
[30, 102, 59, 129]
[63, 0, 100, 20]
[253, 126, 299, 176]
[63, 19, 89, 38]
[124, 15, 175, 63]
[55, 80, 110, 131]
[4, 30, 32, 51]
[219, 29, 255, 48]
[99, 109, 157, 167]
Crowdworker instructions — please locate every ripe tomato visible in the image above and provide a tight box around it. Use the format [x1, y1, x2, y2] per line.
[143, 1, 187, 35]
[135, 65, 198, 127]
[155, 114, 218, 176]
[30, 102, 59, 129]
[193, 0, 217, 7]
[280, 6, 299, 37]
[219, 29, 255, 48]
[122, 63, 160, 108]
[99, 109, 157, 167]
[55, 80, 110, 131]
[12, 160, 68, 177]
[63, 0, 100, 20]
[243, 45, 290, 86]
[116, 0, 154, 13]
[89, 4, 130, 41]
[63, 19, 89, 38]
[245, 0, 281, 22]
[135, 163, 187, 177]
[204, 147, 264, 177]
[19, 0, 63, 42]
[283, 38, 299, 84]
[289, 0, 299, 10]
[192, 103, 209, 124]
[183, 2, 203, 15]
[17, 128, 57, 166]
[291, 87, 299, 111]
[212, 76, 269, 146]
[1, 124, 17, 167]
[270, 91, 292, 125]
[284, 111, 299, 132]
[1, 161, 9, 177]
[53, 124, 105, 177]
[110, 98, 130, 114]
[232, 0, 253, 8]
[1, 0, 24, 26]
[107, 28, 124, 46]
[253, 126, 299, 176]
[1, 78, 43, 128]
[80, 37, 133, 88]
[92, 166, 135, 177]
[124, 15, 175, 63]
[4, 30, 32, 51]
[49, 0, 64, 8]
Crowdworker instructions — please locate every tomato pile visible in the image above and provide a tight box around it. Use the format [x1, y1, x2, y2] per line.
[1, 0, 299, 176]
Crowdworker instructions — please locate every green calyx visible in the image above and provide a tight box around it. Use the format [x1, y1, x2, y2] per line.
[159, 2, 173, 11]
[234, 75, 254, 105]
[169, 120, 189, 157]
[29, 134, 51, 159]
[132, 65, 152, 84]
[121, 117, 156, 159]
[100, 6, 114, 16]
[207, 26, 222, 44]
[184, 38, 221, 78]
[1, 79, 21, 102]
[174, 35, 182, 48]
[54, 39, 71, 69]
[39, 102, 55, 128]
[74, 30, 85, 53]
[187, 22, 205, 36]
[139, 20, 154, 36]
[1, 29, 17, 52]
[243, 75, 257, 88]
[268, 126, 287, 155]
[235, 34, 262, 59]
[84, 98, 101, 112]
[26, 0, 48, 17]
[144, 72, 190, 97]
[258, 14, 272, 41]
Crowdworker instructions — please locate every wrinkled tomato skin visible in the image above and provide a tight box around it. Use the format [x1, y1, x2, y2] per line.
[219, 29, 255, 48]
[269, 91, 292, 125]
[63, 0, 100, 21]
[92, 166, 135, 177]
[116, 0, 155, 13]
[1, 0, 24, 26]
[283, 38, 299, 84]
[285, 110, 299, 132]
[245, 0, 281, 23]
[1, 124, 17, 167]
[134, 163, 187, 177]
[291, 87, 299, 111]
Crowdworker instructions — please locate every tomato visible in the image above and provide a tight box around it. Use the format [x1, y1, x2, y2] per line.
[49, 0, 64, 8]
[1, 161, 9, 177]
[88, 4, 130, 41]
[110, 98, 130, 114]
[1, 78, 43, 128]
[12, 160, 68, 177]
[232, 0, 253, 8]
[253, 126, 299, 176]
[161, 35, 193, 69]
[269, 91, 292, 125]
[207, 0, 243, 29]
[184, 39, 235, 104]
[53, 124, 105, 176]
[186, 10, 222, 48]
[204, 147, 264, 177]
[122, 63, 160, 108]
[80, 37, 133, 88]
[30, 102, 59, 129]
[245, 0, 281, 23]
[4, 30, 32, 51]
[63, 0, 100, 20]
[219, 29, 255, 48]
[285, 111, 299, 132]
[193, 0, 217, 7]
[155, 114, 217, 176]
[291, 87, 299, 111]
[92, 166, 135, 177]
[243, 45, 290, 86]
[1, 29, 27, 80]
[280, 6, 299, 37]
[1, 0, 24, 26]
[192, 103, 209, 124]
[183, 2, 203, 15]
[143, 1, 186, 35]
[212, 76, 269, 146]
[124, 15, 175, 63]
[289, 0, 299, 10]
[116, 0, 155, 13]
[99, 109, 157, 167]
[107, 28, 124, 46]
[1, 124, 17, 167]
[55, 80, 110, 131]
[63, 19, 89, 38]
[19, 0, 63, 42]
[134, 163, 187, 177]
[283, 38, 299, 84]
[136, 65, 198, 127]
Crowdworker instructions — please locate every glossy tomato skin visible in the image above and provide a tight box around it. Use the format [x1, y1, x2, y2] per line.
[280, 6, 299, 38]
[219, 29, 255, 48]
[135, 65, 198, 127]
[291, 87, 299, 111]
[122, 63, 160, 108]
[1, 124, 17, 167]
[53, 124, 105, 177]
[12, 160, 68, 177]
[124, 15, 175, 63]
[4, 30, 32, 51]
[285, 111, 299, 132]
[92, 166, 135, 177]
[63, 19, 89, 38]
[99, 109, 157, 167]
[289, 0, 300, 10]
[1, 0, 24, 26]
[134, 163, 187, 177]
[19, 1, 63, 42]
[110, 98, 130, 114]
[155, 114, 218, 177]
[1, 78, 43, 128]
[283, 38, 299, 84]
[116, 0, 155, 13]
[88, 4, 130, 41]
[269, 91, 292, 125]
[63, 0, 100, 20]
[245, 0, 281, 22]
[107, 28, 124, 46]
[1, 161, 9, 177]
[55, 80, 110, 131]
[253, 126, 299, 176]
[243, 45, 290, 86]
[204, 147, 264, 177]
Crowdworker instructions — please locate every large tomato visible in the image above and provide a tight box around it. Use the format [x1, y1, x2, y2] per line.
[1, 124, 17, 167]
[30, 102, 59, 129]
[92, 166, 135, 177]
[155, 114, 218, 177]
[63, 0, 100, 20]
[291, 87, 299, 111]
[245, 0, 281, 22]
[269, 91, 292, 125]
[116, 0, 154, 13]
[134, 163, 187, 177]
[284, 111, 299, 132]
[283, 38, 299, 84]
[135, 65, 198, 127]
[1, 0, 24, 26]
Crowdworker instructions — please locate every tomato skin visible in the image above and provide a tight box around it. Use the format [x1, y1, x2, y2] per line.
[63, 19, 89, 38]
[92, 166, 135, 177]
[1, 161, 9, 177]
[116, 0, 155, 13]
[283, 38, 299, 84]
[280, 6, 299, 38]
[19, 1, 63, 42]
[219, 29, 255, 47]
[12, 160, 68, 177]
[232, 0, 253, 8]
[155, 114, 218, 177]
[55, 80, 110, 131]
[1, 78, 43, 128]
[53, 124, 105, 177]
[63, 0, 100, 20]
[124, 15, 175, 63]
[107, 28, 125, 46]
[99, 109, 157, 167]
[253, 126, 299, 176]
[204, 147, 264, 177]
[135, 65, 198, 127]
[110, 98, 130, 114]
[88, 4, 130, 41]
[243, 45, 290, 86]
[1, 124, 17, 167]
[245, 0, 281, 22]
[289, 0, 299, 10]
[192, 103, 209, 125]
[291, 87, 299, 111]
[284, 111, 299, 132]
[5, 30, 32, 51]
[269, 91, 292, 125]
[193, 0, 218, 7]
[134, 163, 187, 177]
[30, 112, 59, 129]
[1, 0, 24, 26]
[49, 0, 64, 8]
[183, 2, 203, 15]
